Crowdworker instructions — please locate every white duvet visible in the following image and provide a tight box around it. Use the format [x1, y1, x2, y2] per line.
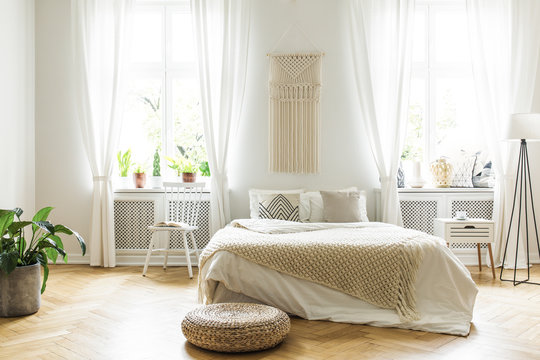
[199, 220, 478, 336]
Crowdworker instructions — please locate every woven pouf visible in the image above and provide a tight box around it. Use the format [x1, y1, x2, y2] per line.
[182, 303, 290, 353]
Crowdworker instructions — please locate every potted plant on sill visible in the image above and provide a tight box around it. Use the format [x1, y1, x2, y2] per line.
[165, 156, 198, 183]
[0, 207, 86, 317]
[149, 148, 162, 189]
[117, 149, 132, 188]
[133, 164, 147, 188]
[199, 160, 211, 187]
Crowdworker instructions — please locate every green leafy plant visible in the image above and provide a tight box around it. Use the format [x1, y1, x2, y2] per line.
[0, 207, 86, 293]
[153, 148, 161, 177]
[117, 149, 132, 177]
[165, 156, 198, 176]
[199, 161, 210, 177]
[133, 164, 145, 174]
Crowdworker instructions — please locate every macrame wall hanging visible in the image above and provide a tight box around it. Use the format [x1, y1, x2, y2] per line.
[268, 26, 324, 174]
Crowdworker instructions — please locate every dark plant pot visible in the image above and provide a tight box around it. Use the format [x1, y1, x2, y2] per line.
[133, 173, 147, 188]
[0, 263, 41, 317]
[182, 173, 196, 183]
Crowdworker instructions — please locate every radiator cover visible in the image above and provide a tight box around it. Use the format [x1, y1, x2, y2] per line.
[113, 193, 211, 253]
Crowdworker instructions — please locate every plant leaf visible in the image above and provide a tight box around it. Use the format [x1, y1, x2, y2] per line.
[18, 236, 27, 258]
[39, 238, 66, 258]
[65, 227, 86, 255]
[34, 221, 55, 235]
[49, 234, 65, 250]
[37, 251, 49, 294]
[44, 247, 58, 264]
[8, 221, 32, 236]
[0, 211, 15, 237]
[53, 224, 73, 235]
[13, 207, 23, 218]
[32, 207, 54, 232]
[0, 251, 19, 275]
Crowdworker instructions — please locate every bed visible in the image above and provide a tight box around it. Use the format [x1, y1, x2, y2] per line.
[198, 189, 478, 336]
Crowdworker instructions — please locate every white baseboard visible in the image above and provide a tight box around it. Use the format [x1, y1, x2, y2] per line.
[60, 252, 199, 266]
[115, 254, 199, 267]
[62, 250, 539, 267]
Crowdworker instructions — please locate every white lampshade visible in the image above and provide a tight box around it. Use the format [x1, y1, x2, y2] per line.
[505, 113, 540, 140]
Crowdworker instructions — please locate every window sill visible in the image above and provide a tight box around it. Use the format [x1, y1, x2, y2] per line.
[114, 188, 211, 194]
[374, 187, 494, 193]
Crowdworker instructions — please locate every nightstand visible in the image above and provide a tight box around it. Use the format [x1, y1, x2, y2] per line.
[433, 218, 496, 278]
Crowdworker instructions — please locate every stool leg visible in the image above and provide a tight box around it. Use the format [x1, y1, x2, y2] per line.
[488, 243, 496, 279]
[163, 231, 171, 270]
[477, 243, 482, 272]
[143, 232, 155, 276]
[183, 231, 193, 279]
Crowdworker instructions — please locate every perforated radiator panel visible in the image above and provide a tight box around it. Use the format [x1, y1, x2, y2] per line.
[400, 200, 438, 235]
[451, 200, 493, 220]
[451, 200, 494, 249]
[113, 199, 211, 251]
[114, 200, 155, 250]
[169, 200, 211, 250]
[399, 198, 494, 250]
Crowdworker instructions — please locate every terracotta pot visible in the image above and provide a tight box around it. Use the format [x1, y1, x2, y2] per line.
[133, 173, 147, 188]
[0, 263, 41, 317]
[182, 173, 196, 183]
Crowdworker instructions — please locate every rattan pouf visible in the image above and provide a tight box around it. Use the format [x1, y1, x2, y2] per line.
[182, 303, 290, 353]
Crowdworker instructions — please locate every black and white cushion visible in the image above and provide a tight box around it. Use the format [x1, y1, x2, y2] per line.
[258, 193, 300, 222]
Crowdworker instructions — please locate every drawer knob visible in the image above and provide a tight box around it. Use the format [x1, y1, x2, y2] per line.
[464, 225, 476, 229]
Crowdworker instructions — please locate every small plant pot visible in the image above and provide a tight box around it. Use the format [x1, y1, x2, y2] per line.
[133, 173, 147, 188]
[149, 176, 162, 189]
[117, 176, 131, 189]
[0, 263, 41, 317]
[182, 173, 196, 183]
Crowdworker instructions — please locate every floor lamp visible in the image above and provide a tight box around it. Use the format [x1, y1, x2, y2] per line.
[500, 113, 540, 286]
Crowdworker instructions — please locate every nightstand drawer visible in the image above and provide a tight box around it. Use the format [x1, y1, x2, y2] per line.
[447, 223, 493, 243]
[433, 218, 495, 244]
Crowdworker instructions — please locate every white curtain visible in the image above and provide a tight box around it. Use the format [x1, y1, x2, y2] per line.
[467, 0, 540, 268]
[72, 0, 133, 267]
[349, 0, 415, 225]
[192, 0, 251, 234]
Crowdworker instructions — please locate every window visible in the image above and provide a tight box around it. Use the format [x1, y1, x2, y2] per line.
[117, 0, 206, 178]
[401, 0, 486, 168]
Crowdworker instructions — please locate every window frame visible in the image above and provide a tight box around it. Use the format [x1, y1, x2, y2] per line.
[409, 0, 475, 167]
[126, 0, 200, 178]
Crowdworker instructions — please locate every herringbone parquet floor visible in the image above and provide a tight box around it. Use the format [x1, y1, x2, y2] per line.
[1, 264, 539, 359]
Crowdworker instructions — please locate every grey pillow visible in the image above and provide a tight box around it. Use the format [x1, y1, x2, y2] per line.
[320, 191, 363, 223]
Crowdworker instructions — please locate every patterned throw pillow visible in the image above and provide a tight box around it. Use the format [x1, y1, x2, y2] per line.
[258, 193, 300, 222]
[451, 154, 477, 188]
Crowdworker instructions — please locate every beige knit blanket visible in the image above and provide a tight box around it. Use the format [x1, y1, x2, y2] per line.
[199, 220, 444, 321]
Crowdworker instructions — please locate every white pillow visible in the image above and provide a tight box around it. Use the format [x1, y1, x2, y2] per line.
[248, 189, 304, 219]
[299, 193, 312, 222]
[451, 152, 477, 188]
[308, 187, 369, 222]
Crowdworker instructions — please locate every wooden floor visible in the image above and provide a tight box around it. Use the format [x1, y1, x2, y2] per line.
[1, 265, 539, 360]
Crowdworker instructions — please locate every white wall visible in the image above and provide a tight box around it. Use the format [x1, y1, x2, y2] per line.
[32, 0, 540, 260]
[228, 0, 379, 220]
[0, 0, 35, 215]
[35, 0, 93, 256]
[33, 0, 378, 259]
